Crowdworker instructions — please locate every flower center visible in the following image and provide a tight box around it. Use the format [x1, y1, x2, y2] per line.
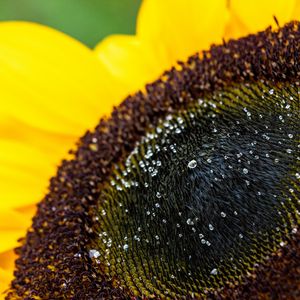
[92, 82, 299, 297]
[9, 22, 300, 300]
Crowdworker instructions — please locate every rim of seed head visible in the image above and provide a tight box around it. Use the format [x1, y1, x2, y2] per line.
[7, 22, 300, 299]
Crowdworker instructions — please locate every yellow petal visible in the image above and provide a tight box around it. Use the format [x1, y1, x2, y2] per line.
[0, 118, 76, 157]
[0, 22, 125, 136]
[0, 268, 13, 299]
[224, 10, 250, 40]
[95, 35, 168, 93]
[137, 0, 230, 65]
[15, 204, 36, 216]
[0, 118, 79, 211]
[230, 0, 296, 34]
[0, 210, 31, 230]
[0, 250, 16, 297]
[0, 230, 24, 253]
[0, 250, 16, 274]
[0, 210, 30, 253]
[292, 0, 300, 19]
[0, 140, 55, 209]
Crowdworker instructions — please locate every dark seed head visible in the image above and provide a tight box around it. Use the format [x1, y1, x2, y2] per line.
[8, 22, 300, 299]
[93, 81, 299, 298]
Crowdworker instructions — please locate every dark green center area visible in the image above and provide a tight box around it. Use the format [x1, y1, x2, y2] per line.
[93, 82, 299, 298]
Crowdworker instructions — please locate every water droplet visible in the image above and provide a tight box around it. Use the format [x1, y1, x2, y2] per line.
[123, 244, 129, 251]
[220, 212, 226, 217]
[210, 268, 218, 275]
[89, 249, 100, 258]
[188, 159, 197, 169]
[175, 128, 181, 134]
[209, 224, 214, 231]
[242, 168, 249, 174]
[186, 218, 194, 225]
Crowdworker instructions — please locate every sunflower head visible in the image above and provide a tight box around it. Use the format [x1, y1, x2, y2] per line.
[5, 20, 299, 299]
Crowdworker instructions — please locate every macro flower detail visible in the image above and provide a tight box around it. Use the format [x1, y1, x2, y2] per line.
[1, 0, 300, 299]
[94, 83, 299, 298]
[4, 21, 299, 299]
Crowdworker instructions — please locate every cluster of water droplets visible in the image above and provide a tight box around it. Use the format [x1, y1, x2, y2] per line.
[89, 82, 299, 297]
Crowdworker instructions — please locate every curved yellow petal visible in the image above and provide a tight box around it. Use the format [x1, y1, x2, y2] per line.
[292, 0, 300, 19]
[95, 0, 230, 94]
[0, 118, 79, 210]
[0, 250, 16, 296]
[0, 118, 76, 156]
[0, 268, 13, 299]
[0, 22, 126, 136]
[95, 35, 168, 93]
[224, 10, 249, 40]
[137, 0, 230, 65]
[0, 210, 31, 231]
[0, 139, 57, 210]
[0, 231, 25, 253]
[230, 0, 296, 35]
[15, 204, 36, 216]
[0, 249, 16, 269]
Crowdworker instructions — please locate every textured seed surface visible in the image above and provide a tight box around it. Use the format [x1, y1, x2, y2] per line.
[93, 82, 299, 298]
[8, 22, 300, 299]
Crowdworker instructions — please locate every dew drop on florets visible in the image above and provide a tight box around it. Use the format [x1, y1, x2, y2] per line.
[210, 268, 218, 275]
[188, 159, 197, 169]
[243, 168, 249, 174]
[89, 249, 100, 259]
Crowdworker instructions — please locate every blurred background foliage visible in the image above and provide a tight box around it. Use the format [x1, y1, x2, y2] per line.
[0, 0, 142, 47]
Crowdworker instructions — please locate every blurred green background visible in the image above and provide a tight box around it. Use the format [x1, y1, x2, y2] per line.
[0, 0, 142, 47]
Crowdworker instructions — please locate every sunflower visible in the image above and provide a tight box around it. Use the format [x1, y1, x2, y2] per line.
[1, 0, 300, 299]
